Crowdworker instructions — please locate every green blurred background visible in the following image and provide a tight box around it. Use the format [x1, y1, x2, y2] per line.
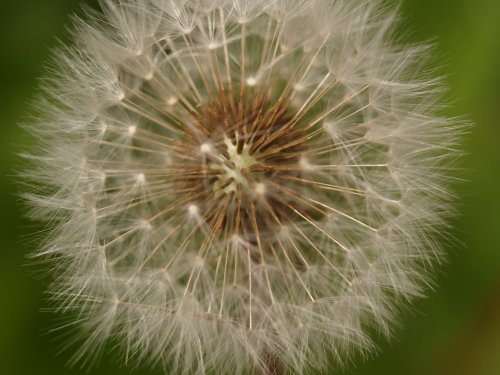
[0, 0, 499, 374]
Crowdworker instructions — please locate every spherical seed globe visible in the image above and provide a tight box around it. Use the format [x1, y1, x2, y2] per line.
[23, 0, 464, 373]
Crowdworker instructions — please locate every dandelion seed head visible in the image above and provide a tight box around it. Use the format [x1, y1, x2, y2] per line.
[22, 0, 465, 374]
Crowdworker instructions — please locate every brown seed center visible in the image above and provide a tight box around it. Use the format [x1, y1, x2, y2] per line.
[179, 89, 311, 245]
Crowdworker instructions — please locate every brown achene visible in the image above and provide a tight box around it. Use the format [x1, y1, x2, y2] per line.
[175, 88, 314, 254]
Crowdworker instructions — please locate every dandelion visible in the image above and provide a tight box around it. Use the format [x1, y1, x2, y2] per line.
[23, 0, 463, 374]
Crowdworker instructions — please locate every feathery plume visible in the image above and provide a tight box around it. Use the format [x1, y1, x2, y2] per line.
[22, 0, 464, 373]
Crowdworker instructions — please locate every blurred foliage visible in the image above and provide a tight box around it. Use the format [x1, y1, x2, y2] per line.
[0, 0, 499, 374]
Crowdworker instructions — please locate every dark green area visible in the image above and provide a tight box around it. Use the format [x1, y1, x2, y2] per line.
[0, 0, 499, 374]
